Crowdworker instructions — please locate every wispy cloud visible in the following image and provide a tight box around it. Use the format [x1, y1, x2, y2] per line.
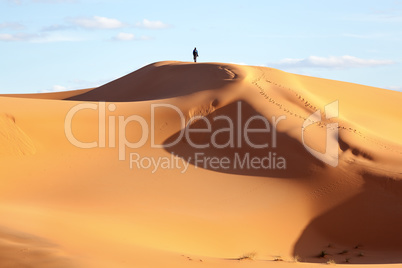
[33, 0, 76, 3]
[0, 32, 81, 42]
[113, 32, 135, 41]
[6, 0, 76, 3]
[39, 85, 68, 93]
[0, 22, 24, 30]
[342, 33, 390, 39]
[6, 0, 22, 4]
[112, 32, 152, 41]
[271, 55, 395, 69]
[50, 85, 67, 91]
[71, 16, 126, 29]
[135, 19, 169, 29]
[0, 33, 35, 41]
[1, 15, 167, 43]
[30, 34, 82, 43]
[41, 24, 73, 32]
[344, 8, 402, 23]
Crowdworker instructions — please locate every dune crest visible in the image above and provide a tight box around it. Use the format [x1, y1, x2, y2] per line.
[67, 61, 246, 102]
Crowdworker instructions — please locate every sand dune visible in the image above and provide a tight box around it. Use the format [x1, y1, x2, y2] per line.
[67, 61, 244, 102]
[0, 61, 401, 267]
[0, 88, 94, 101]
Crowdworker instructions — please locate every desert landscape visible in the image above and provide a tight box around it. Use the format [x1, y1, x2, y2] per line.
[0, 61, 402, 267]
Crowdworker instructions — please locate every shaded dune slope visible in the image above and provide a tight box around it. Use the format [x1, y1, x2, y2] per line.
[67, 61, 243, 102]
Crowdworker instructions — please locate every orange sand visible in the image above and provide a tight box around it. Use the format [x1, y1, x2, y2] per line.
[0, 61, 401, 267]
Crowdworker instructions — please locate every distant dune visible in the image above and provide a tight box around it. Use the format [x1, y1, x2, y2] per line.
[0, 61, 401, 267]
[0, 88, 94, 100]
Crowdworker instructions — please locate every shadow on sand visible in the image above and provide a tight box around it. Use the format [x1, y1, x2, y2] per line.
[293, 172, 402, 264]
[163, 100, 324, 178]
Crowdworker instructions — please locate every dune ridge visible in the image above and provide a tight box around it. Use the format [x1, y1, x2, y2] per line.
[0, 88, 94, 100]
[0, 61, 401, 267]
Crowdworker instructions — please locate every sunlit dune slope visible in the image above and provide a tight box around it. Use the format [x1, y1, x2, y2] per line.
[0, 88, 93, 100]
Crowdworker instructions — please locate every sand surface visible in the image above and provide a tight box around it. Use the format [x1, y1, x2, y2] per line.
[1, 61, 402, 267]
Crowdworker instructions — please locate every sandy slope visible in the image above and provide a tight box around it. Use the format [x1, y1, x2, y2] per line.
[0, 88, 93, 100]
[0, 61, 402, 267]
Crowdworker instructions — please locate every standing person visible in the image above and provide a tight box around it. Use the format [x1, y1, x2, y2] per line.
[193, 47, 198, 62]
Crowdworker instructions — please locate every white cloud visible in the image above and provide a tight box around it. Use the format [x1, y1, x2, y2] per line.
[0, 32, 81, 42]
[0, 22, 24, 30]
[33, 0, 76, 2]
[41, 24, 73, 31]
[229, 62, 249, 66]
[6, 0, 22, 4]
[6, 0, 75, 3]
[71, 16, 125, 29]
[30, 34, 82, 43]
[39, 85, 68, 93]
[272, 55, 395, 69]
[112, 32, 152, 41]
[135, 19, 169, 29]
[52, 85, 67, 91]
[114, 32, 135, 41]
[139, 35, 152, 40]
[0, 33, 34, 41]
[342, 33, 389, 39]
[343, 4, 402, 23]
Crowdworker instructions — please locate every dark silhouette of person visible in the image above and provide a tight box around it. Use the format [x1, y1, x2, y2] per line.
[193, 47, 198, 62]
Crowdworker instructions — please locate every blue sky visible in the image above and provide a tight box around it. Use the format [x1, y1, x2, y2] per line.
[0, 0, 401, 93]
